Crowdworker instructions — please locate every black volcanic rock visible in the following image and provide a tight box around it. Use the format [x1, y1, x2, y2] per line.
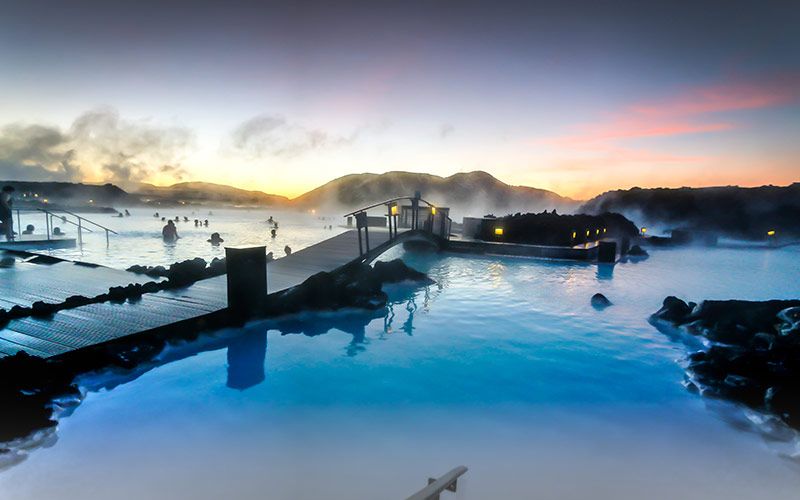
[581, 183, 800, 240]
[267, 259, 433, 315]
[627, 245, 648, 257]
[652, 296, 695, 323]
[475, 211, 638, 246]
[651, 297, 800, 429]
[373, 259, 435, 285]
[591, 293, 612, 309]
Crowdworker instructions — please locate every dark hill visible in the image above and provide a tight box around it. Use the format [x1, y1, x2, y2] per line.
[581, 183, 800, 240]
[291, 171, 575, 217]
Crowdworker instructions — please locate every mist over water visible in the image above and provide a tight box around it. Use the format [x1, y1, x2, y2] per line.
[12, 207, 345, 268]
[1, 243, 799, 499]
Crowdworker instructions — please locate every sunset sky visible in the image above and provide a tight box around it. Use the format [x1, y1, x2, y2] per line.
[0, 0, 798, 199]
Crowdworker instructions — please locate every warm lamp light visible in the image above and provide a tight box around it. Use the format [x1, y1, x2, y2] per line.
[641, 227, 647, 234]
[571, 231, 576, 239]
[596, 229, 600, 235]
[585, 229, 590, 237]
[391, 205, 398, 215]
[431, 206, 436, 215]
[767, 230, 776, 236]
[494, 227, 504, 236]
[603, 228, 607, 233]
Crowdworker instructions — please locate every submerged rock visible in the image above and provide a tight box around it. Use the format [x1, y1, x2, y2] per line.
[591, 293, 612, 309]
[651, 297, 800, 429]
[627, 245, 649, 257]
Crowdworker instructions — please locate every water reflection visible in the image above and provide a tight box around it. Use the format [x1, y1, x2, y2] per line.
[596, 263, 615, 280]
[226, 331, 267, 390]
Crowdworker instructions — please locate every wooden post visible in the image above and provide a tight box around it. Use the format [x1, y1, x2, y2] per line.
[355, 211, 369, 255]
[385, 205, 389, 238]
[225, 246, 267, 317]
[598, 241, 617, 263]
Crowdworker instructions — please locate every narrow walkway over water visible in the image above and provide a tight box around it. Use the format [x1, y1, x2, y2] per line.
[0, 229, 400, 359]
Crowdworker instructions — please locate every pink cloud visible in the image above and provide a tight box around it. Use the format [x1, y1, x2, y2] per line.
[545, 72, 800, 149]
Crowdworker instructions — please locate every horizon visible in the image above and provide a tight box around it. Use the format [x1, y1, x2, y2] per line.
[1, 1, 799, 198]
[3, 170, 799, 204]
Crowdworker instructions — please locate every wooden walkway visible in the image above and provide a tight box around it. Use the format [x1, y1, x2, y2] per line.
[0, 229, 395, 360]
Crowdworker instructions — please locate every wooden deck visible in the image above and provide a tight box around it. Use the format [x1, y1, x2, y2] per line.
[0, 229, 394, 360]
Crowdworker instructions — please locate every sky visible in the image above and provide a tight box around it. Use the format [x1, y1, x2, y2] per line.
[0, 0, 798, 200]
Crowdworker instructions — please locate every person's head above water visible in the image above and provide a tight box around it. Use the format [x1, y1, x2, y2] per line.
[208, 232, 224, 243]
[167, 220, 175, 226]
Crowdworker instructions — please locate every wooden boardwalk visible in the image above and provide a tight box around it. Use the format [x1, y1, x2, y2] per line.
[0, 229, 395, 360]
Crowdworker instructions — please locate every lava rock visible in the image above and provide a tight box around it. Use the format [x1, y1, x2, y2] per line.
[653, 296, 800, 430]
[591, 293, 612, 309]
[627, 245, 649, 257]
[166, 258, 208, 286]
[266, 259, 432, 315]
[372, 260, 434, 285]
[208, 257, 226, 277]
[30, 301, 56, 317]
[652, 296, 694, 323]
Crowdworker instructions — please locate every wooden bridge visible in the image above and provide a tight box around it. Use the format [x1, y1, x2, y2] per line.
[0, 195, 448, 360]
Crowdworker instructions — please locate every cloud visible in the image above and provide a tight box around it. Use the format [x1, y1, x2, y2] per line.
[536, 72, 800, 176]
[439, 123, 455, 139]
[0, 124, 82, 181]
[230, 114, 357, 158]
[546, 73, 800, 150]
[0, 107, 194, 185]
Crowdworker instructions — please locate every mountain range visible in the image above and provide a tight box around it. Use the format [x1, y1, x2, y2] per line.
[4, 173, 799, 239]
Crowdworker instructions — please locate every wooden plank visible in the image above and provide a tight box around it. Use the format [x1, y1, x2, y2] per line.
[0, 228, 399, 358]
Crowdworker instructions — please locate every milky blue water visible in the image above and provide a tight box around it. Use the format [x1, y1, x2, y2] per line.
[1, 245, 799, 499]
[11, 208, 345, 269]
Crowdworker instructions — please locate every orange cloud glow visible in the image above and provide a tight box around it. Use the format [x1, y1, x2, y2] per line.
[528, 72, 800, 198]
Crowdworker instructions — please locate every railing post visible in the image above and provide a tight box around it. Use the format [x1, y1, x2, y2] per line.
[386, 203, 393, 240]
[225, 246, 267, 316]
[78, 218, 83, 246]
[355, 211, 367, 256]
[45, 212, 50, 240]
[105, 228, 109, 247]
[16, 209, 21, 239]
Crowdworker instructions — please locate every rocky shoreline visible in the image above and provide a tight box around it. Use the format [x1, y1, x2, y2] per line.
[651, 297, 800, 429]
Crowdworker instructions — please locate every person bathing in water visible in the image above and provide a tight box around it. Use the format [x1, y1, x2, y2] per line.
[208, 232, 224, 245]
[1, 185, 15, 241]
[162, 220, 179, 242]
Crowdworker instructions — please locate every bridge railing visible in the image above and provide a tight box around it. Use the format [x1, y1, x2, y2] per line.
[406, 466, 468, 500]
[343, 194, 453, 256]
[13, 208, 118, 246]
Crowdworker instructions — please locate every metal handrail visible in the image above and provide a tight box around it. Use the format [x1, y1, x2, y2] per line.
[406, 466, 468, 500]
[13, 207, 118, 246]
[50, 208, 118, 235]
[344, 194, 454, 256]
[342, 195, 439, 217]
[14, 208, 94, 233]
